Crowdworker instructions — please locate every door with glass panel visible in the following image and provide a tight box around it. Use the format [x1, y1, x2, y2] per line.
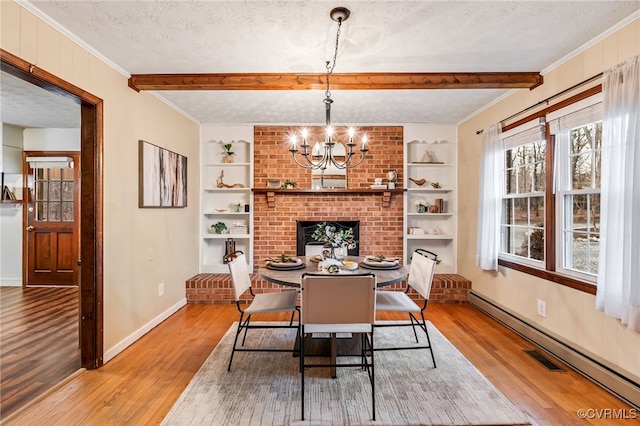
[24, 152, 80, 286]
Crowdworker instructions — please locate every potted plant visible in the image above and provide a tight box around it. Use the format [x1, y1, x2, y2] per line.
[281, 179, 296, 189]
[211, 222, 227, 234]
[231, 200, 243, 212]
[221, 143, 235, 163]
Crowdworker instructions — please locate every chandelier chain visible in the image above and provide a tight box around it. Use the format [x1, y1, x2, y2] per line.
[325, 17, 342, 98]
[287, 7, 368, 175]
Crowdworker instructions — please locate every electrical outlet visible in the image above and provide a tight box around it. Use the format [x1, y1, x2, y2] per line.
[158, 282, 164, 297]
[537, 299, 546, 317]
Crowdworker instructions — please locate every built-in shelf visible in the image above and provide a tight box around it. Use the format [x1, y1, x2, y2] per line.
[406, 188, 453, 193]
[204, 234, 251, 239]
[407, 212, 453, 217]
[406, 234, 454, 240]
[252, 188, 405, 208]
[204, 188, 251, 192]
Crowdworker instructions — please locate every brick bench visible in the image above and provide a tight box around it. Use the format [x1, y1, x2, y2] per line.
[186, 273, 470, 304]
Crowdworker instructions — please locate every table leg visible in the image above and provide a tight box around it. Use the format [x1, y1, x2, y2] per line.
[331, 333, 337, 378]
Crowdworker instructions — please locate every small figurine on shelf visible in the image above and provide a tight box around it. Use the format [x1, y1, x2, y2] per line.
[409, 177, 427, 187]
[421, 149, 443, 164]
[387, 170, 398, 189]
[221, 143, 235, 163]
[216, 170, 245, 188]
[431, 181, 442, 189]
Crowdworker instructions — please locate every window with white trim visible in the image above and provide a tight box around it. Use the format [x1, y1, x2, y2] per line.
[549, 96, 602, 282]
[499, 119, 546, 265]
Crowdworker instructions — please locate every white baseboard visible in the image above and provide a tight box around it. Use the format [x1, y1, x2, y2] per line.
[0, 279, 22, 287]
[103, 298, 187, 363]
[469, 290, 640, 409]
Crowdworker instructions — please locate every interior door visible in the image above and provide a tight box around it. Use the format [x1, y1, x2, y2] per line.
[24, 152, 80, 286]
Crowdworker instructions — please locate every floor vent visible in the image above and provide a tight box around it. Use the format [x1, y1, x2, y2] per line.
[523, 349, 566, 372]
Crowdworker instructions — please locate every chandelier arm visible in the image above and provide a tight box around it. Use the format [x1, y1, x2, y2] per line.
[288, 7, 369, 173]
[290, 150, 321, 169]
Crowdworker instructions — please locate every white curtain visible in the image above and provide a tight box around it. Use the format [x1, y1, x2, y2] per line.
[476, 123, 503, 271]
[596, 55, 640, 332]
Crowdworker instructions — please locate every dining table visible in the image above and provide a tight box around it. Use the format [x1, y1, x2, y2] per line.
[259, 255, 407, 378]
[258, 255, 408, 288]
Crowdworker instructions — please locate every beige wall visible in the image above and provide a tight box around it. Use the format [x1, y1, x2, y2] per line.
[458, 18, 640, 380]
[1, 2, 201, 361]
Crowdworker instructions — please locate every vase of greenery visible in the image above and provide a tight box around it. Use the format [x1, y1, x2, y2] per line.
[222, 143, 234, 163]
[311, 222, 357, 260]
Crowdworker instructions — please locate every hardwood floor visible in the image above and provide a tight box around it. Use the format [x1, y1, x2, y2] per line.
[0, 287, 80, 420]
[3, 302, 638, 425]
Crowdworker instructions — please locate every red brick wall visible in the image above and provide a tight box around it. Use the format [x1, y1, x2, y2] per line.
[252, 126, 405, 267]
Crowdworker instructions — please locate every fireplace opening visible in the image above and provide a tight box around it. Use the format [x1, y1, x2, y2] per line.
[296, 221, 360, 257]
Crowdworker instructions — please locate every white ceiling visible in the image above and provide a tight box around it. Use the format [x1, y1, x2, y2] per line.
[3, 1, 639, 127]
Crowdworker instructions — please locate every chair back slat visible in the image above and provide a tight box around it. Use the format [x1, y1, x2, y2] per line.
[228, 253, 251, 301]
[301, 275, 376, 326]
[407, 250, 437, 300]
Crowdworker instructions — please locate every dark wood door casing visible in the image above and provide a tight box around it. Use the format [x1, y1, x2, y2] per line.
[2, 48, 104, 369]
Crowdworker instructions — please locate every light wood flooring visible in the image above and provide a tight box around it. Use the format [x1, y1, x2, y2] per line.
[0, 286, 80, 420]
[2, 300, 638, 425]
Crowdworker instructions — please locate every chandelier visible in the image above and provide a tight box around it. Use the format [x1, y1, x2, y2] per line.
[288, 7, 369, 170]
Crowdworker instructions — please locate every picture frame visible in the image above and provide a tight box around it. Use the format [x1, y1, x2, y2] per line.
[138, 140, 187, 208]
[267, 179, 281, 189]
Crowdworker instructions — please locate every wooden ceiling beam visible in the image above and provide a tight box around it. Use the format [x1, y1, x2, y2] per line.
[128, 72, 543, 92]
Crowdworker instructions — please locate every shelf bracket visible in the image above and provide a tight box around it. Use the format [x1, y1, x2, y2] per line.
[266, 191, 276, 208]
[382, 191, 391, 207]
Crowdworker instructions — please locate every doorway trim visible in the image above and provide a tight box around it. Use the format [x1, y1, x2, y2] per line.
[2, 48, 104, 368]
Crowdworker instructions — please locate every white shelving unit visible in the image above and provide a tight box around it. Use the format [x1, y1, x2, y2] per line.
[403, 125, 457, 273]
[200, 125, 254, 273]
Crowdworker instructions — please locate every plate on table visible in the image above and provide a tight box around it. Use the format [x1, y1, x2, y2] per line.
[359, 262, 401, 270]
[266, 257, 305, 270]
[363, 256, 400, 268]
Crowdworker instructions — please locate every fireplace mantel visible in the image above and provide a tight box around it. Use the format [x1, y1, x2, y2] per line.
[252, 188, 405, 208]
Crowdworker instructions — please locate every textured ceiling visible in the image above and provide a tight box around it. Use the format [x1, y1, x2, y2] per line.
[3, 1, 639, 127]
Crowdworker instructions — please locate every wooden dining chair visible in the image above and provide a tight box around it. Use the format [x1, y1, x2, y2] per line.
[299, 273, 377, 421]
[374, 248, 438, 367]
[226, 251, 300, 372]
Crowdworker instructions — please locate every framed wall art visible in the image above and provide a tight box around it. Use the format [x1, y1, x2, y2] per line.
[138, 140, 187, 208]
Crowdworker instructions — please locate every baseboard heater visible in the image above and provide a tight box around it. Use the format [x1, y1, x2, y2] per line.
[468, 291, 640, 409]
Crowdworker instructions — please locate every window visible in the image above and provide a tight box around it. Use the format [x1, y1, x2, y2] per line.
[550, 97, 602, 282]
[499, 119, 546, 266]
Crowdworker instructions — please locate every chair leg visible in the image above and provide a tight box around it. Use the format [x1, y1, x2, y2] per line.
[371, 332, 376, 421]
[409, 313, 420, 343]
[419, 311, 437, 368]
[241, 314, 252, 346]
[227, 313, 246, 372]
[300, 328, 305, 421]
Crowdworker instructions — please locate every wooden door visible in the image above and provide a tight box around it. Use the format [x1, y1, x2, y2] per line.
[24, 152, 80, 286]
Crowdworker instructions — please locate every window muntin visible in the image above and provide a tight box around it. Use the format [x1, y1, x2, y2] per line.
[556, 122, 602, 281]
[500, 141, 546, 264]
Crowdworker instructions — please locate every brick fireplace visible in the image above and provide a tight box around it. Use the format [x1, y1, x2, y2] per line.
[251, 125, 405, 266]
[186, 125, 471, 303]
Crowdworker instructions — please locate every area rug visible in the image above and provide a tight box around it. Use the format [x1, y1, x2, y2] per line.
[162, 321, 531, 425]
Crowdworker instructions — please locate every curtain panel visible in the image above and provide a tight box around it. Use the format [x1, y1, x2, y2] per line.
[476, 124, 503, 271]
[596, 55, 640, 332]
